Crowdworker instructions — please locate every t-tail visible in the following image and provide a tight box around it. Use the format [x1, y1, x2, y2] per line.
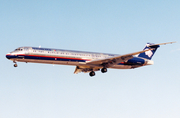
[138, 43, 159, 60]
[138, 42, 176, 60]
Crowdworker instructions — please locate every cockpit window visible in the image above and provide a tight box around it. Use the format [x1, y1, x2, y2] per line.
[14, 48, 23, 51]
[15, 48, 20, 51]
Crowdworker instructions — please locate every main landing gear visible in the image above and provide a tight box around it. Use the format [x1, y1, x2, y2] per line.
[89, 71, 95, 77]
[101, 68, 107, 73]
[89, 68, 107, 77]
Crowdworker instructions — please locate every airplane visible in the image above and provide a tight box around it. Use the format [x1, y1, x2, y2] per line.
[6, 42, 175, 77]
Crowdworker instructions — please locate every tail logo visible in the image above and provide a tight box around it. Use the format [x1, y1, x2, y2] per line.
[145, 50, 153, 58]
[138, 42, 175, 60]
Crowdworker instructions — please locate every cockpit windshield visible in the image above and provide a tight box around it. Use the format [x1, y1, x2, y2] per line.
[14, 48, 23, 51]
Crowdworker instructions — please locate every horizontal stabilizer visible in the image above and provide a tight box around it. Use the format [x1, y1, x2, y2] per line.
[148, 41, 176, 47]
[138, 41, 176, 60]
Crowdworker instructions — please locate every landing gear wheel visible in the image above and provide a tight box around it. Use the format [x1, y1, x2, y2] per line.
[14, 63, 18, 67]
[89, 71, 95, 77]
[101, 68, 107, 73]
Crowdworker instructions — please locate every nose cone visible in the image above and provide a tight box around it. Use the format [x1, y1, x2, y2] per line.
[6, 53, 11, 59]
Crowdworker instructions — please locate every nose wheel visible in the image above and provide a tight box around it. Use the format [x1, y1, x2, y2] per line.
[14, 63, 18, 67]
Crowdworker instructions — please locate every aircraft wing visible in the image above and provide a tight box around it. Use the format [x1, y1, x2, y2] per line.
[73, 49, 150, 74]
[74, 42, 176, 74]
[86, 49, 153, 65]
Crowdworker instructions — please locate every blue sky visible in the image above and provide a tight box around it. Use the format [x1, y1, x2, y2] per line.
[1, 0, 180, 118]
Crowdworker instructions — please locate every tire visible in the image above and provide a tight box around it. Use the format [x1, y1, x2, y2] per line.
[89, 71, 95, 77]
[101, 68, 107, 73]
[14, 64, 18, 67]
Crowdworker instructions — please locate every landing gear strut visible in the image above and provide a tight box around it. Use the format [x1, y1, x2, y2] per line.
[13, 61, 18, 67]
[89, 71, 95, 77]
[101, 68, 107, 73]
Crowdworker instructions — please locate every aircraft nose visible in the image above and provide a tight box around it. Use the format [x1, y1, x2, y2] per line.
[6, 53, 11, 59]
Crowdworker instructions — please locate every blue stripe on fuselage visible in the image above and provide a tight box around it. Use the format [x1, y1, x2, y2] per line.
[6, 55, 87, 62]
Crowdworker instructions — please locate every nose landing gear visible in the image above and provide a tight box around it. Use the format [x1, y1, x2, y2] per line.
[13, 61, 18, 67]
[14, 63, 17, 67]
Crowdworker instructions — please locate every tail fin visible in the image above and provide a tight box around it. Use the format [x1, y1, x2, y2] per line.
[138, 43, 160, 60]
[138, 42, 175, 60]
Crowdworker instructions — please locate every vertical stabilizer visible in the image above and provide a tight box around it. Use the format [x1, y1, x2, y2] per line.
[138, 43, 160, 60]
